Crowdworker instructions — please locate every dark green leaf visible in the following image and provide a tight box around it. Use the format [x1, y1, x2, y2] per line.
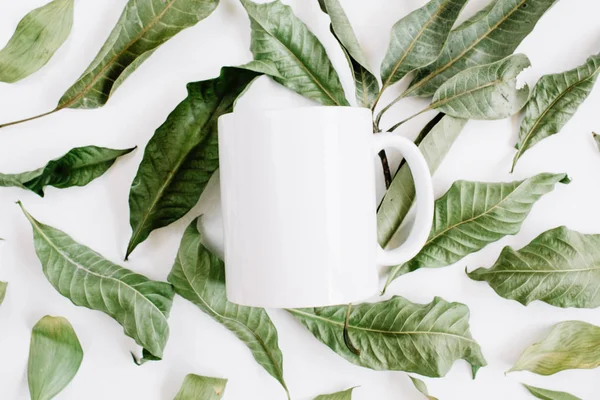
[174, 374, 227, 400]
[430, 54, 531, 119]
[380, 0, 468, 91]
[18, 202, 174, 359]
[384, 173, 569, 291]
[468, 227, 600, 308]
[0, 0, 74, 83]
[313, 387, 355, 400]
[0, 146, 134, 197]
[28, 316, 83, 400]
[523, 384, 581, 400]
[510, 321, 600, 375]
[168, 219, 289, 397]
[58, 0, 219, 109]
[241, 0, 349, 106]
[512, 54, 600, 171]
[289, 296, 486, 377]
[377, 115, 468, 248]
[410, 376, 438, 400]
[319, 0, 379, 108]
[405, 0, 558, 98]
[126, 62, 277, 259]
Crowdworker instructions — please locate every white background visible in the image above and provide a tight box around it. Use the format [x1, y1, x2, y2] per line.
[0, 0, 599, 399]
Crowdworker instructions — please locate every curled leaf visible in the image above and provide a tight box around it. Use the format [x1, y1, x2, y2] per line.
[241, 0, 349, 106]
[523, 384, 581, 400]
[0, 146, 134, 197]
[384, 173, 568, 290]
[126, 62, 277, 258]
[512, 54, 600, 171]
[468, 227, 600, 308]
[410, 376, 438, 400]
[510, 321, 600, 375]
[174, 374, 227, 400]
[167, 219, 289, 397]
[430, 54, 531, 120]
[405, 0, 558, 98]
[19, 202, 174, 360]
[0, 0, 74, 83]
[28, 316, 83, 400]
[289, 296, 486, 378]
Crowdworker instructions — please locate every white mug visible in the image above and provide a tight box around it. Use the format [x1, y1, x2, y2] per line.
[218, 106, 434, 308]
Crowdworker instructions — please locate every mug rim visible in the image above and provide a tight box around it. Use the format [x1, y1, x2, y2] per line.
[218, 105, 371, 124]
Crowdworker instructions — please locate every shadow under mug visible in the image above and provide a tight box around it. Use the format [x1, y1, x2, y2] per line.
[218, 106, 434, 308]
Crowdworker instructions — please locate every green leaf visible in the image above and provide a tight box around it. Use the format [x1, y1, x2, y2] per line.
[409, 376, 438, 400]
[167, 219, 289, 397]
[468, 227, 600, 308]
[313, 387, 355, 400]
[380, 0, 468, 92]
[173, 374, 227, 400]
[405, 0, 558, 98]
[377, 114, 468, 248]
[510, 321, 600, 375]
[0, 146, 135, 197]
[0, 0, 74, 83]
[288, 296, 486, 378]
[126, 62, 277, 259]
[0, 281, 7, 305]
[430, 54, 531, 119]
[512, 54, 600, 171]
[241, 0, 349, 106]
[28, 316, 83, 400]
[384, 173, 569, 291]
[58, 0, 219, 109]
[18, 202, 174, 360]
[523, 384, 581, 400]
[319, 0, 379, 108]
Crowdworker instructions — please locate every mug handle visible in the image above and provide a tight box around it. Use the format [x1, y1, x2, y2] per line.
[372, 133, 434, 266]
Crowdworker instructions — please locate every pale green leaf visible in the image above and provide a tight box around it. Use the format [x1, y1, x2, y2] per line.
[377, 114, 468, 248]
[384, 173, 569, 291]
[510, 321, 600, 375]
[0, 0, 73, 83]
[168, 219, 289, 397]
[0, 146, 134, 197]
[0, 281, 7, 305]
[380, 0, 468, 90]
[19, 203, 174, 359]
[512, 54, 600, 171]
[57, 0, 219, 109]
[468, 227, 600, 308]
[430, 54, 531, 119]
[410, 376, 438, 400]
[313, 387, 355, 400]
[28, 316, 83, 400]
[173, 374, 227, 400]
[241, 0, 349, 106]
[319, 0, 378, 108]
[289, 296, 486, 377]
[405, 0, 558, 98]
[523, 384, 581, 400]
[594, 133, 600, 152]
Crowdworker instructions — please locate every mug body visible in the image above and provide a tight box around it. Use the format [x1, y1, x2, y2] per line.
[218, 106, 378, 308]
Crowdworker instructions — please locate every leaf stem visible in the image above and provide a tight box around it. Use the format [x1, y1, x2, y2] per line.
[0, 108, 59, 129]
[375, 91, 407, 129]
[386, 106, 432, 132]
